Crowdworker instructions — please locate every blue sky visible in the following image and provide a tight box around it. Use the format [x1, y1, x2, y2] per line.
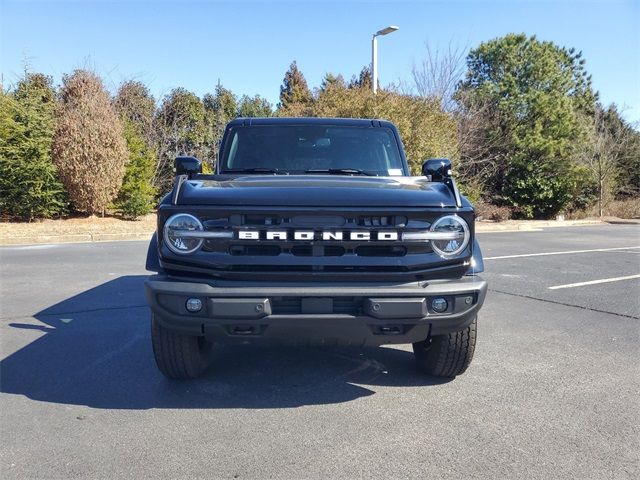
[1, 0, 639, 122]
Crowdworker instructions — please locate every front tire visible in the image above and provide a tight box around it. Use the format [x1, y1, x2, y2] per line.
[413, 316, 477, 377]
[151, 313, 213, 379]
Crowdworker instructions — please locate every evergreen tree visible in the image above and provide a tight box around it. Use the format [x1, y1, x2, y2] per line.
[53, 70, 128, 215]
[237, 94, 272, 117]
[206, 84, 238, 121]
[457, 34, 597, 218]
[0, 73, 67, 220]
[348, 66, 373, 90]
[278, 61, 313, 110]
[202, 84, 239, 169]
[319, 73, 346, 92]
[203, 83, 237, 139]
[113, 120, 157, 219]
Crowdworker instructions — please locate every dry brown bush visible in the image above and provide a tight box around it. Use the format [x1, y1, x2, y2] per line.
[602, 198, 640, 219]
[53, 70, 127, 215]
[567, 197, 640, 219]
[475, 201, 513, 222]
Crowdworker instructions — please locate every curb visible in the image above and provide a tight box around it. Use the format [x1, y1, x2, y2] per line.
[0, 232, 153, 246]
[605, 219, 640, 225]
[476, 220, 605, 233]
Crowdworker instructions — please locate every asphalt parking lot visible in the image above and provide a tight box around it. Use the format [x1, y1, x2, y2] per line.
[1, 224, 638, 479]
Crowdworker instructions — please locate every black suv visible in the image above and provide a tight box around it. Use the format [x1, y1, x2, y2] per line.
[144, 118, 487, 379]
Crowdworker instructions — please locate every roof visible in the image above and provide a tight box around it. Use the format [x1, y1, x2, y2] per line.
[228, 117, 397, 128]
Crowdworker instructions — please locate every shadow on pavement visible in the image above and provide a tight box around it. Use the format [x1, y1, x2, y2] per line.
[0, 275, 448, 410]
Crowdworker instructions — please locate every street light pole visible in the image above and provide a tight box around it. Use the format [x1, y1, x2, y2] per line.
[371, 25, 399, 94]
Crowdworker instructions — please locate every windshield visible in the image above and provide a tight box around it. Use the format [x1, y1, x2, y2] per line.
[219, 125, 405, 176]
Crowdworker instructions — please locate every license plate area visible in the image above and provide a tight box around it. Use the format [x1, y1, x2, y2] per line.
[301, 297, 334, 314]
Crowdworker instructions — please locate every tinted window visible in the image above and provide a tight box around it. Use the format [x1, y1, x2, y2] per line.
[220, 125, 405, 175]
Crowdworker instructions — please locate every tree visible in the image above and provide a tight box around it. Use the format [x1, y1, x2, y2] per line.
[603, 106, 640, 200]
[412, 41, 467, 112]
[278, 61, 313, 112]
[410, 42, 497, 198]
[457, 34, 597, 218]
[348, 66, 373, 90]
[113, 119, 157, 219]
[203, 83, 238, 160]
[0, 73, 67, 220]
[237, 94, 272, 117]
[319, 73, 346, 93]
[53, 70, 128, 215]
[202, 83, 238, 170]
[203, 83, 237, 129]
[154, 88, 208, 190]
[313, 86, 457, 174]
[114, 80, 156, 139]
[575, 104, 640, 216]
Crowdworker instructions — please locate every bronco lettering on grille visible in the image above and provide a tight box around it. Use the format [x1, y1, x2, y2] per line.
[237, 230, 399, 241]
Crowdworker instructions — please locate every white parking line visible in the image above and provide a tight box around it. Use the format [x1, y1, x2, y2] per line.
[548, 274, 640, 290]
[484, 246, 640, 260]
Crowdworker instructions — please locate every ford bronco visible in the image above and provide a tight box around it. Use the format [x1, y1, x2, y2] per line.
[144, 118, 487, 379]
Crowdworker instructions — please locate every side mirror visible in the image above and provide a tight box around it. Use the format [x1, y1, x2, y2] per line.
[422, 158, 452, 182]
[175, 156, 202, 178]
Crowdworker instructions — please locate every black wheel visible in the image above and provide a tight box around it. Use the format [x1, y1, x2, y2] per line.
[412, 316, 477, 377]
[151, 313, 213, 379]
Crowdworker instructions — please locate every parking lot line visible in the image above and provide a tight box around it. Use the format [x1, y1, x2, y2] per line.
[548, 274, 640, 290]
[484, 246, 640, 260]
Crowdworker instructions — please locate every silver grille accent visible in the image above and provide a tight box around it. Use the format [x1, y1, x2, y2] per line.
[401, 231, 464, 241]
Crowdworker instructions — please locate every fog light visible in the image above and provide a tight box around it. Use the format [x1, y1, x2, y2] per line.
[431, 297, 448, 313]
[185, 298, 202, 313]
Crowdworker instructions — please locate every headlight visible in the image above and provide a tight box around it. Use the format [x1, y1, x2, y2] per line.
[163, 213, 204, 255]
[430, 215, 470, 258]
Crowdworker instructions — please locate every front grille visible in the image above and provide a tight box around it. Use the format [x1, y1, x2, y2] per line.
[357, 215, 410, 227]
[161, 206, 473, 281]
[229, 245, 281, 256]
[356, 245, 406, 257]
[291, 245, 346, 257]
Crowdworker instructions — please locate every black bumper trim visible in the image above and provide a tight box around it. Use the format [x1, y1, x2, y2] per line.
[144, 276, 487, 346]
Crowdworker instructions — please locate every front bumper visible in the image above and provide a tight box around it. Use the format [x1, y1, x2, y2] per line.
[144, 275, 487, 346]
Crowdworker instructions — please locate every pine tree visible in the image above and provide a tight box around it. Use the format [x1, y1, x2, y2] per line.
[279, 61, 313, 110]
[457, 34, 597, 218]
[320, 73, 346, 93]
[113, 120, 157, 219]
[53, 70, 128, 215]
[0, 73, 67, 220]
[348, 66, 373, 90]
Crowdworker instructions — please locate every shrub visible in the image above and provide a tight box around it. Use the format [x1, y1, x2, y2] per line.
[475, 201, 512, 222]
[603, 198, 640, 219]
[503, 162, 593, 219]
[53, 70, 128, 215]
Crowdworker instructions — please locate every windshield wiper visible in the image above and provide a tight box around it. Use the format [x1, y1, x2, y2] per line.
[304, 168, 378, 176]
[222, 167, 286, 175]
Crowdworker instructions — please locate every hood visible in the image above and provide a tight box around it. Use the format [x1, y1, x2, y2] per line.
[176, 175, 459, 208]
